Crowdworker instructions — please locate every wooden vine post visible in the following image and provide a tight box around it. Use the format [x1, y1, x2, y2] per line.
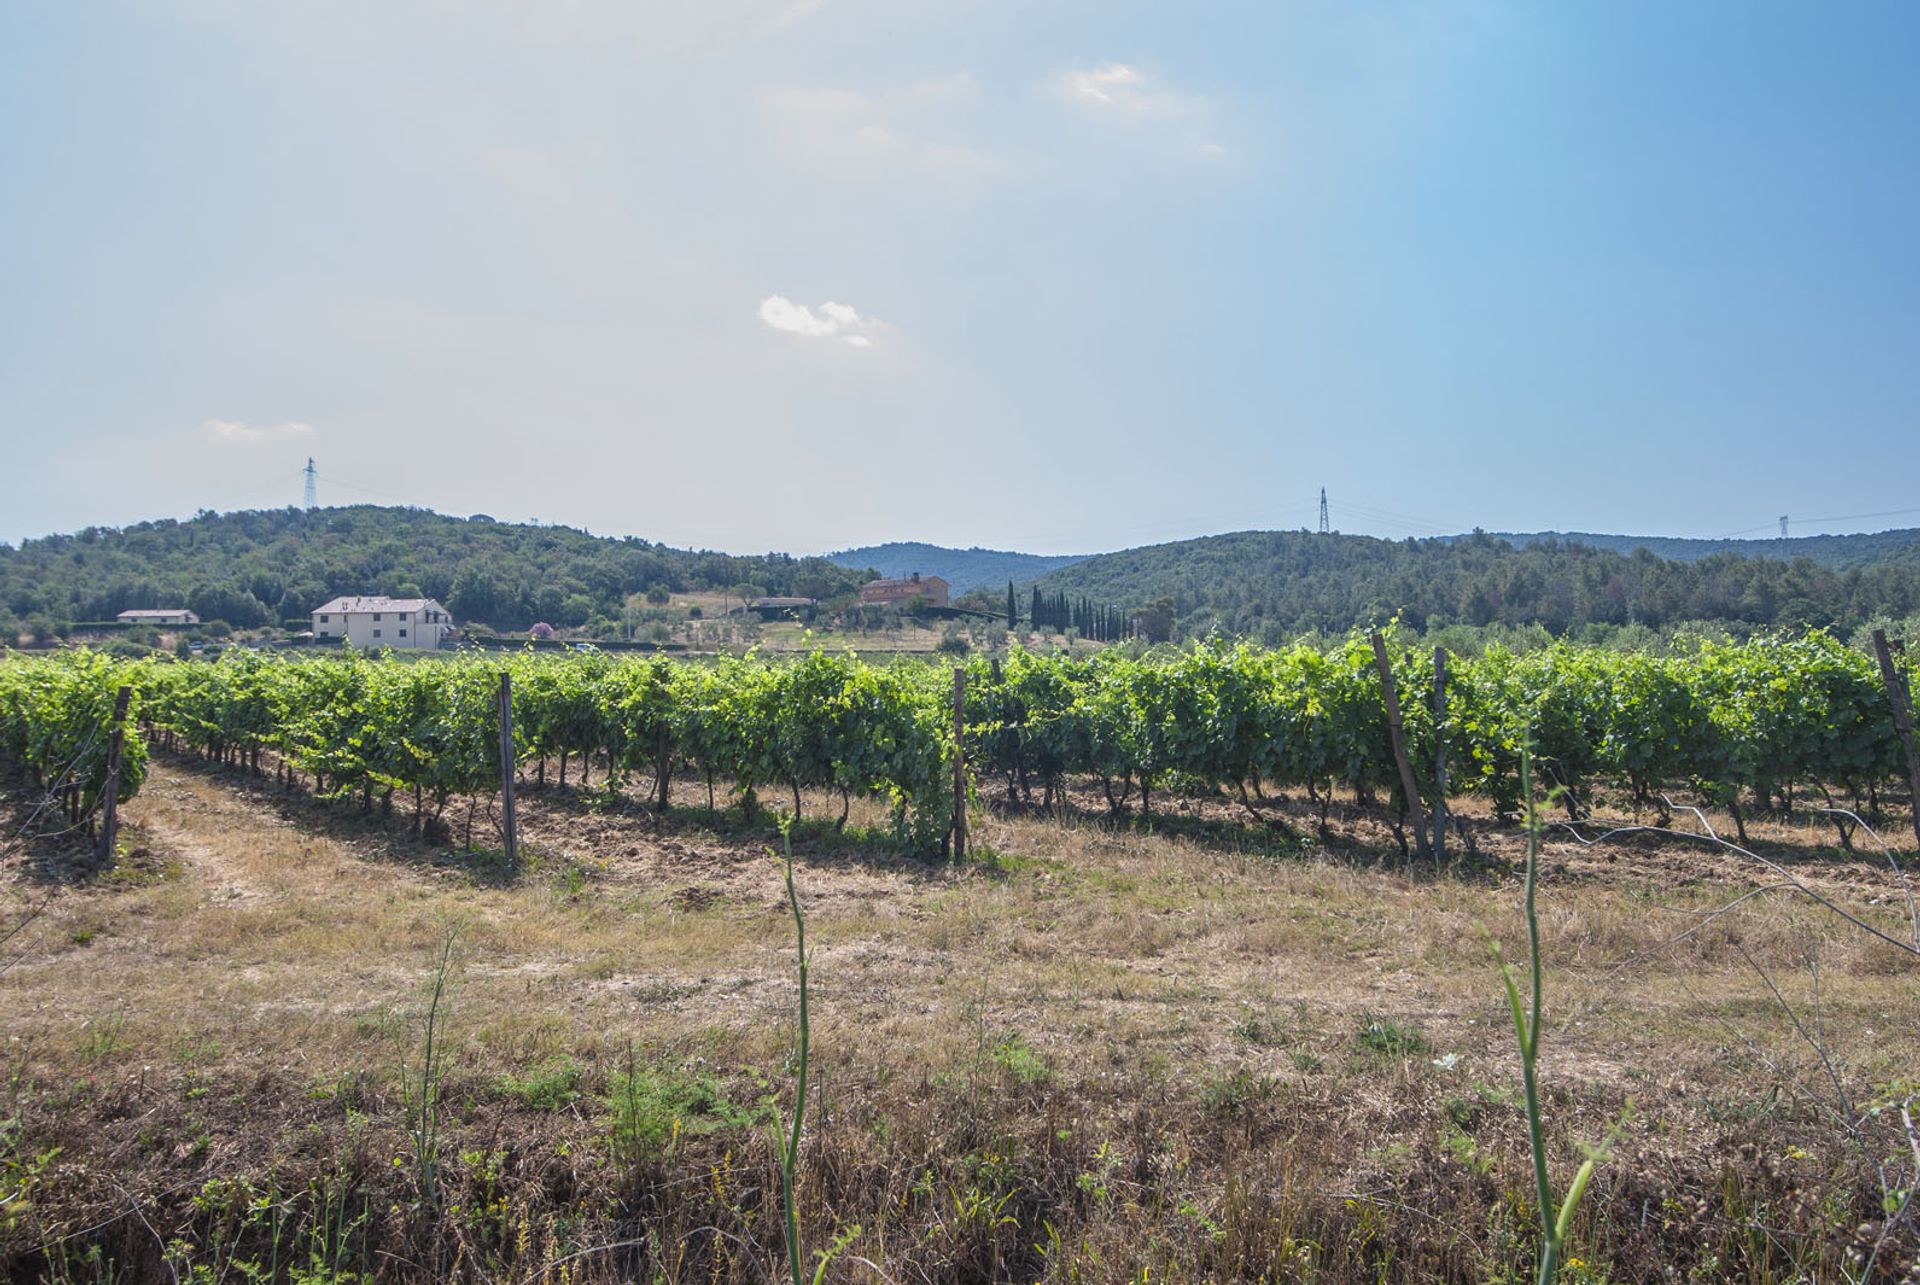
[1431, 646, 1449, 864]
[95, 684, 132, 869]
[1369, 631, 1431, 862]
[498, 672, 519, 868]
[951, 667, 967, 861]
[1869, 629, 1920, 851]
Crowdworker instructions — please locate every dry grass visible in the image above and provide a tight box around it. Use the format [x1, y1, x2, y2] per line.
[2, 759, 1916, 1282]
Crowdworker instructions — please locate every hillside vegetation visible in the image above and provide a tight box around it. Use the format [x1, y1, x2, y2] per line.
[826, 541, 1088, 593]
[0, 506, 872, 634]
[1490, 525, 1920, 568]
[11, 508, 1920, 648]
[1029, 529, 1920, 643]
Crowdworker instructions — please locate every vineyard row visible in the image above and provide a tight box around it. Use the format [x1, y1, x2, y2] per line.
[2, 632, 1918, 856]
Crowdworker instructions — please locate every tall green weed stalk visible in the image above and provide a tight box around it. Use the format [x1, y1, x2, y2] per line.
[1491, 744, 1597, 1284]
[404, 932, 457, 1208]
[772, 823, 855, 1285]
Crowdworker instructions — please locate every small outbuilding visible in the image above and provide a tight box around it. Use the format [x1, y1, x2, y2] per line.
[747, 596, 818, 621]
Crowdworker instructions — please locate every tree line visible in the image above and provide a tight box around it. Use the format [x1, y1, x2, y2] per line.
[1019, 585, 1130, 642]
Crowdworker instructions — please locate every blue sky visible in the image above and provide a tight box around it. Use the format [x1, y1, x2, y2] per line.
[3, 1, 1916, 554]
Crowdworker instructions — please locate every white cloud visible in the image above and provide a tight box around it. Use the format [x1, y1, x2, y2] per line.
[1055, 62, 1228, 160]
[1058, 63, 1198, 121]
[203, 419, 313, 443]
[762, 75, 1007, 194]
[758, 296, 885, 347]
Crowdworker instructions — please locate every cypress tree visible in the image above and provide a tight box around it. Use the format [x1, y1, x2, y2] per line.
[1007, 581, 1018, 630]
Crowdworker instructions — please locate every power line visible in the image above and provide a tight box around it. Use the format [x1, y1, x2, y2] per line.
[313, 472, 417, 505]
[1719, 505, 1920, 540]
[1793, 505, 1920, 527]
[1331, 499, 1470, 537]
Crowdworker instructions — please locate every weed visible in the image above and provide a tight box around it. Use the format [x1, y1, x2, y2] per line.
[1075, 1139, 1118, 1204]
[495, 1057, 583, 1111]
[0, 1116, 60, 1234]
[991, 1034, 1052, 1084]
[1353, 1015, 1428, 1060]
[1490, 743, 1603, 1284]
[306, 1070, 370, 1111]
[607, 1055, 758, 1167]
[1445, 1081, 1521, 1132]
[77, 1014, 127, 1064]
[1443, 1122, 1494, 1176]
[1231, 1008, 1288, 1048]
[173, 1033, 223, 1067]
[401, 932, 457, 1207]
[1202, 1067, 1278, 1119]
[350, 1008, 403, 1042]
[772, 821, 813, 1285]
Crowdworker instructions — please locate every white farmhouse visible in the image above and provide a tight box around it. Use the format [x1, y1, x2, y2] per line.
[312, 596, 454, 650]
[117, 608, 199, 626]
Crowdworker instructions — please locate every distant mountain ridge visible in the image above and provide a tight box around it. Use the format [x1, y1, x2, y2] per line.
[1484, 527, 1920, 570]
[825, 542, 1089, 594]
[10, 505, 1920, 643]
[1029, 528, 1920, 643]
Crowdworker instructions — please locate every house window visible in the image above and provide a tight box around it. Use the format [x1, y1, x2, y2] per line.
[373, 629, 382, 638]
[319, 614, 329, 623]
[398, 628, 408, 637]
[373, 613, 382, 621]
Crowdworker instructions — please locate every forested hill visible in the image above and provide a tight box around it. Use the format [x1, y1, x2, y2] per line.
[13, 507, 1920, 643]
[1486, 526, 1920, 569]
[0, 507, 872, 633]
[825, 542, 1087, 593]
[1027, 529, 1920, 642]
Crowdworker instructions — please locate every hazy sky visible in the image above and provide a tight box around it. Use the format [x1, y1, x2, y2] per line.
[4, 1, 1918, 554]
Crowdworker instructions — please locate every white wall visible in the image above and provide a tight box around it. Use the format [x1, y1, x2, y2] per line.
[312, 605, 451, 649]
